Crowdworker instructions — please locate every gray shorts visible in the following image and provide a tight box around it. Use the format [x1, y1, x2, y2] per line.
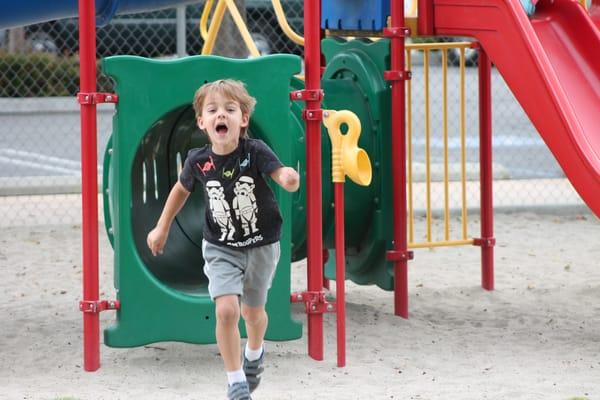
[201, 239, 280, 307]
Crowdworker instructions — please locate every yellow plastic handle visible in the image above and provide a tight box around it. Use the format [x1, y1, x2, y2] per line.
[323, 110, 372, 186]
[271, 0, 304, 45]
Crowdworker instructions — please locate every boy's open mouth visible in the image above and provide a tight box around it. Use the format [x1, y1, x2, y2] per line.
[216, 123, 228, 135]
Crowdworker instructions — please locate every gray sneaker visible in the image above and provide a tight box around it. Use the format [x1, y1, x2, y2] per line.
[227, 381, 252, 400]
[242, 351, 264, 393]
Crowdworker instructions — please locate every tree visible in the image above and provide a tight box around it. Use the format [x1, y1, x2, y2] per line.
[213, 0, 248, 58]
[8, 28, 26, 54]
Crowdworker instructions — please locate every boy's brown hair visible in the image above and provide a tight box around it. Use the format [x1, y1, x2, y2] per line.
[193, 79, 257, 138]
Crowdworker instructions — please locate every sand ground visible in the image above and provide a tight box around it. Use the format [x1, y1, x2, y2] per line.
[1, 210, 599, 400]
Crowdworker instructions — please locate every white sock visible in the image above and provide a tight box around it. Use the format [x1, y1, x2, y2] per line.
[227, 369, 246, 385]
[245, 342, 264, 361]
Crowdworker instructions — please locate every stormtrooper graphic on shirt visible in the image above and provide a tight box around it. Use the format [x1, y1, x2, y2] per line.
[232, 176, 258, 236]
[206, 180, 236, 241]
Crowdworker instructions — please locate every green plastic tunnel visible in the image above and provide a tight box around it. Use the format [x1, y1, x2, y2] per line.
[102, 39, 396, 347]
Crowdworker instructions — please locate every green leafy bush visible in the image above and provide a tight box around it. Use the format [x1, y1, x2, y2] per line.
[0, 51, 113, 97]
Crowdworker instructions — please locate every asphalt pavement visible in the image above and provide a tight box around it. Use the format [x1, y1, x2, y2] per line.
[0, 64, 563, 192]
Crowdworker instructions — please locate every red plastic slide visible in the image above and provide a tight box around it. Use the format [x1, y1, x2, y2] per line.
[589, 0, 600, 28]
[430, 0, 600, 217]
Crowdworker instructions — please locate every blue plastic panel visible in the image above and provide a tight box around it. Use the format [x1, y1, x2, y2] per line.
[0, 0, 195, 30]
[322, 0, 390, 31]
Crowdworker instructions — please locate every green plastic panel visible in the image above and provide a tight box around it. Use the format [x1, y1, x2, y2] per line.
[102, 55, 303, 347]
[321, 38, 395, 290]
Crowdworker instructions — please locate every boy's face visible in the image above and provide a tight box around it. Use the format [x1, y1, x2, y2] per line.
[197, 91, 249, 155]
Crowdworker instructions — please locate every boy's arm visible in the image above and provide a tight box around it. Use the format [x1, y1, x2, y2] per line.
[147, 181, 191, 256]
[270, 166, 300, 192]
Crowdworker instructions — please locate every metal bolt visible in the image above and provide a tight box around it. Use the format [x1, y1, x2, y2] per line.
[296, 92, 302, 98]
[323, 111, 329, 118]
[311, 304, 317, 311]
[108, 148, 113, 155]
[84, 95, 90, 101]
[108, 227, 113, 234]
[308, 112, 313, 118]
[106, 95, 112, 101]
[327, 304, 333, 311]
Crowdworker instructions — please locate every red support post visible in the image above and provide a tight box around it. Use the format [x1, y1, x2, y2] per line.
[478, 48, 495, 291]
[334, 183, 346, 367]
[78, 0, 100, 371]
[323, 249, 330, 290]
[388, 0, 410, 318]
[417, 0, 434, 35]
[303, 0, 324, 361]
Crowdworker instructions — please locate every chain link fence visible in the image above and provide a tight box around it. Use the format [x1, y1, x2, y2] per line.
[0, 2, 583, 228]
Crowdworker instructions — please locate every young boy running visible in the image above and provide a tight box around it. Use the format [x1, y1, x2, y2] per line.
[147, 79, 300, 400]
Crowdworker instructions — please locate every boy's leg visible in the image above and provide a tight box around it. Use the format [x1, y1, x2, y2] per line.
[216, 295, 253, 399]
[241, 303, 268, 351]
[240, 242, 279, 393]
[215, 294, 243, 372]
[241, 303, 267, 393]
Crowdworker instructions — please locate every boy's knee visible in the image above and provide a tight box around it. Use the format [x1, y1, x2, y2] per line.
[241, 305, 266, 326]
[215, 298, 240, 324]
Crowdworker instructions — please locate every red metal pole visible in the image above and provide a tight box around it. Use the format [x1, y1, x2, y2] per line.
[304, 0, 324, 360]
[78, 0, 100, 371]
[334, 183, 346, 367]
[417, 0, 434, 35]
[389, 0, 410, 318]
[478, 48, 495, 291]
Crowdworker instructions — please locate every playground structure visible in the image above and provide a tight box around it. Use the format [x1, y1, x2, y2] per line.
[2, 0, 599, 372]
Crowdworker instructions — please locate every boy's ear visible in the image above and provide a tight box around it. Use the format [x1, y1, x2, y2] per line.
[241, 113, 249, 128]
[196, 116, 205, 130]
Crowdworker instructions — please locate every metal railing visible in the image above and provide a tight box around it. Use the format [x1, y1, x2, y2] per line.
[406, 41, 476, 249]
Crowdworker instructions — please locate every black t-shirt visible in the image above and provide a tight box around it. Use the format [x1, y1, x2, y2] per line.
[179, 138, 284, 248]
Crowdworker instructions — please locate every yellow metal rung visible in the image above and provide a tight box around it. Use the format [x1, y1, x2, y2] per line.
[409, 239, 475, 249]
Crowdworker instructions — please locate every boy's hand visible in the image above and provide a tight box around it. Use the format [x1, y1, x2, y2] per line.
[147, 226, 168, 256]
[146, 181, 189, 257]
[271, 166, 300, 192]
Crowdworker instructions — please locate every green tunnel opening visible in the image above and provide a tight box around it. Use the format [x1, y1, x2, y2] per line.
[131, 105, 207, 295]
[128, 105, 307, 295]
